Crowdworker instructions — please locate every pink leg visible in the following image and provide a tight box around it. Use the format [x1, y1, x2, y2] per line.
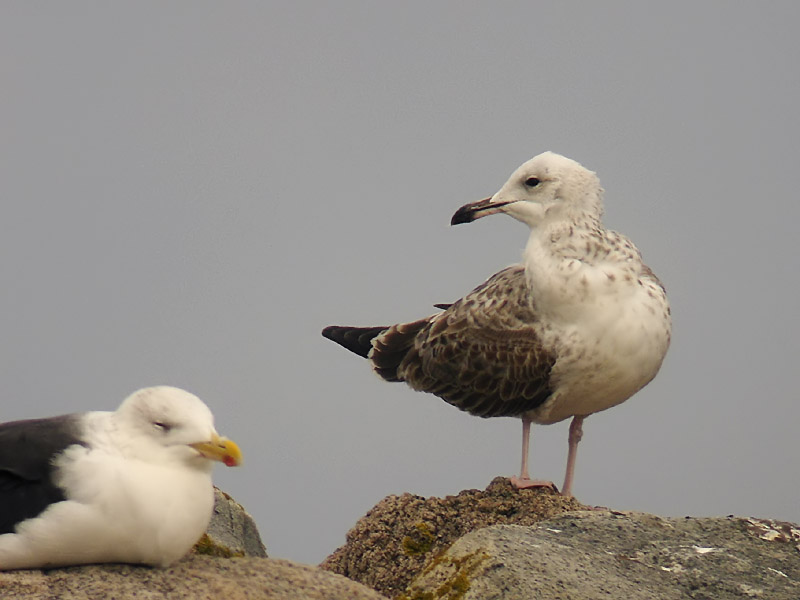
[561, 415, 585, 497]
[510, 417, 556, 490]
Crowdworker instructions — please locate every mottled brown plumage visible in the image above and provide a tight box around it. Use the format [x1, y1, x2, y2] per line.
[323, 266, 556, 419]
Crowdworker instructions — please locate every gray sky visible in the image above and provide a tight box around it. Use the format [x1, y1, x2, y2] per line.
[2, 3, 798, 564]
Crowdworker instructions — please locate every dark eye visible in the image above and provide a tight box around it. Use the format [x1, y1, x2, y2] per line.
[525, 177, 540, 187]
[153, 421, 172, 433]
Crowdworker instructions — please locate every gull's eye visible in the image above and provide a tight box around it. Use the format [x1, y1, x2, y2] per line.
[153, 421, 172, 433]
[524, 177, 540, 187]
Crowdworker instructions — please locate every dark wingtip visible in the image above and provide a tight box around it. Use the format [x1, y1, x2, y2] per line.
[322, 325, 387, 359]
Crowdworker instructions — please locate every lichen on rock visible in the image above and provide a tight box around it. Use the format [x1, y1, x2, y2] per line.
[321, 477, 583, 597]
[398, 549, 489, 600]
[403, 513, 800, 600]
[192, 533, 245, 558]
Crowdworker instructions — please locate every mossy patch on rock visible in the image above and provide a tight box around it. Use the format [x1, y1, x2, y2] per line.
[402, 522, 437, 556]
[192, 533, 245, 558]
[402, 515, 800, 600]
[399, 549, 489, 600]
[322, 476, 583, 597]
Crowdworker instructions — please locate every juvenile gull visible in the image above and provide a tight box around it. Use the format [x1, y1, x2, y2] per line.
[0, 386, 242, 570]
[323, 152, 671, 497]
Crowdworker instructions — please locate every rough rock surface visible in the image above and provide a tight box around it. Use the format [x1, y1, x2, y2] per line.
[0, 555, 389, 599]
[321, 477, 583, 597]
[200, 488, 268, 558]
[403, 513, 800, 600]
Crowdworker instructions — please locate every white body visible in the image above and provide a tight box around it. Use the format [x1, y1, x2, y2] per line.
[0, 386, 233, 570]
[523, 225, 671, 424]
[475, 151, 671, 424]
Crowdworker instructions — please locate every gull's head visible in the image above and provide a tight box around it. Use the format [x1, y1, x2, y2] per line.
[451, 152, 604, 229]
[113, 386, 242, 469]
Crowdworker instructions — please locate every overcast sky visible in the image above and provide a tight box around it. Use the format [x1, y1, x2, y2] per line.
[2, 3, 798, 565]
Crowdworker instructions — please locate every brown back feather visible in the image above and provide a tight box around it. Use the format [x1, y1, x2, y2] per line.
[376, 266, 556, 418]
[322, 266, 556, 418]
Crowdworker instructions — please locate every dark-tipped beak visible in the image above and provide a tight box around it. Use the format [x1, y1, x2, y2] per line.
[450, 197, 513, 225]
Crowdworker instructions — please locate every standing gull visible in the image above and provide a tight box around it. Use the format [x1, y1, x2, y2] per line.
[323, 152, 671, 497]
[0, 386, 242, 570]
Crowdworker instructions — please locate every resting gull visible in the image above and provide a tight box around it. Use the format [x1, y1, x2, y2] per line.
[323, 151, 671, 497]
[0, 386, 242, 570]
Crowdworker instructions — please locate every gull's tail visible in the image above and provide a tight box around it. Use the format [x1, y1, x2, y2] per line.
[322, 319, 429, 381]
[321, 325, 387, 359]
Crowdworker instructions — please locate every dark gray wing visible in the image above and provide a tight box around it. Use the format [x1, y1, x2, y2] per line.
[371, 266, 556, 418]
[0, 414, 86, 534]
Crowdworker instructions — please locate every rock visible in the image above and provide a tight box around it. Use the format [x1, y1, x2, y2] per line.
[0, 555, 389, 599]
[321, 477, 583, 597]
[402, 513, 800, 600]
[197, 488, 268, 558]
[0, 487, 381, 598]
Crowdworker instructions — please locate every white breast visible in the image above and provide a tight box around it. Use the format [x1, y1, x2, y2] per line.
[523, 230, 671, 424]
